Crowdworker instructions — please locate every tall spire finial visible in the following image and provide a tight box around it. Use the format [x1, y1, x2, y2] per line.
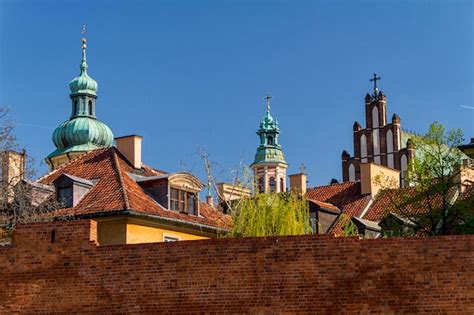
[80, 25, 88, 73]
[370, 73, 381, 97]
[264, 92, 272, 113]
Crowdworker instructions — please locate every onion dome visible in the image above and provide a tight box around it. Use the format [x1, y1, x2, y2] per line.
[51, 117, 113, 152]
[69, 38, 98, 96]
[46, 31, 113, 165]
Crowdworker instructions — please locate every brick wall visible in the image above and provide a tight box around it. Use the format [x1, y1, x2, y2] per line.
[0, 219, 473, 313]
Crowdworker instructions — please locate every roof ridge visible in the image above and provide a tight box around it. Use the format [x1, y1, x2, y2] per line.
[111, 147, 131, 210]
[37, 148, 108, 183]
[307, 181, 356, 191]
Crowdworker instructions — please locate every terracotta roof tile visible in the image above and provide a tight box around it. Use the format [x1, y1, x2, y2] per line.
[363, 185, 472, 222]
[305, 182, 371, 235]
[38, 147, 230, 231]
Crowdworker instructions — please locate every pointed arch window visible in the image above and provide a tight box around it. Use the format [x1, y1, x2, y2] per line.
[360, 134, 368, 163]
[386, 130, 394, 168]
[372, 106, 379, 128]
[401, 154, 408, 186]
[349, 163, 356, 182]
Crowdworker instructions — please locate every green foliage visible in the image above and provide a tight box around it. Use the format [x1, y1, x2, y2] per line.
[229, 192, 311, 237]
[381, 122, 474, 236]
[341, 214, 359, 237]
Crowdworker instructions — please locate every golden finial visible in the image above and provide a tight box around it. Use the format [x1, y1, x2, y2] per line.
[81, 25, 87, 49]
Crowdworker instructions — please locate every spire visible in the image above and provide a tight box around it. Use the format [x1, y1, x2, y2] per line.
[80, 25, 88, 74]
[265, 93, 272, 114]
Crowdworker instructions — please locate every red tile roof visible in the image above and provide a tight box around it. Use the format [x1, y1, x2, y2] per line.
[305, 182, 371, 235]
[363, 185, 474, 222]
[38, 147, 230, 231]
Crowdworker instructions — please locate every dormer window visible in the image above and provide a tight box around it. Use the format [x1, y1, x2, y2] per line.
[170, 188, 197, 214]
[53, 173, 94, 208]
[57, 186, 73, 207]
[136, 172, 204, 216]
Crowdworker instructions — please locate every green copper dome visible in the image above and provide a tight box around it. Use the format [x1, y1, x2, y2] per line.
[251, 99, 287, 167]
[46, 36, 113, 162]
[49, 117, 113, 153]
[69, 44, 98, 96]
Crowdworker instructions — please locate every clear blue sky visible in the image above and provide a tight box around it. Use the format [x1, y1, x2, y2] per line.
[0, 0, 473, 187]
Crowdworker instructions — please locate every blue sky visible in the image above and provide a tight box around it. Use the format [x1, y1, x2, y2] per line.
[0, 0, 473, 187]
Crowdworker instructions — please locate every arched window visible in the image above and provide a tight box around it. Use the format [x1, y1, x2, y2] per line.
[280, 178, 284, 192]
[269, 176, 276, 192]
[372, 106, 379, 128]
[360, 134, 367, 163]
[73, 101, 78, 115]
[400, 154, 408, 186]
[88, 100, 93, 116]
[386, 130, 394, 168]
[267, 136, 274, 145]
[258, 177, 265, 193]
[348, 163, 356, 182]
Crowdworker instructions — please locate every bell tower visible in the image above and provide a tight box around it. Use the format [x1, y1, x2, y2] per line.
[250, 94, 288, 193]
[46, 26, 114, 170]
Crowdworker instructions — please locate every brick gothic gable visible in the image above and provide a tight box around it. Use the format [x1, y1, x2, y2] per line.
[341, 91, 415, 185]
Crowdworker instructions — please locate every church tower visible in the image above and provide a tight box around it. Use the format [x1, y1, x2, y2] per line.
[341, 74, 414, 186]
[46, 29, 114, 170]
[251, 95, 288, 193]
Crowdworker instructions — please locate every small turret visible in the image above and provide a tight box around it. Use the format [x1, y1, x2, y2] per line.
[353, 121, 362, 132]
[46, 27, 114, 170]
[392, 113, 400, 124]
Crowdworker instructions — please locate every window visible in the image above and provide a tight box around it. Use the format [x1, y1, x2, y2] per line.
[187, 193, 197, 215]
[386, 130, 394, 168]
[372, 106, 379, 128]
[73, 101, 78, 115]
[348, 164, 356, 182]
[58, 187, 73, 208]
[267, 136, 274, 145]
[170, 188, 179, 210]
[280, 178, 284, 192]
[88, 100, 93, 116]
[360, 134, 367, 163]
[258, 177, 265, 193]
[269, 176, 276, 192]
[169, 188, 198, 215]
[164, 236, 179, 242]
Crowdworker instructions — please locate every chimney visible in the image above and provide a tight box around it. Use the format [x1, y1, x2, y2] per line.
[1, 150, 26, 186]
[115, 135, 143, 169]
[289, 173, 307, 195]
[206, 195, 214, 207]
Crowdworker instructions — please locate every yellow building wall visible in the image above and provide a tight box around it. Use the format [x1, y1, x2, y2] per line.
[126, 223, 207, 244]
[96, 217, 209, 245]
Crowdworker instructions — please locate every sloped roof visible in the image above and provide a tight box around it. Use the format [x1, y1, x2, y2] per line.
[362, 185, 474, 223]
[38, 147, 230, 231]
[305, 181, 371, 235]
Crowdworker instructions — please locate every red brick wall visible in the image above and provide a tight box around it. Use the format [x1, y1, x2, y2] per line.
[0, 220, 473, 314]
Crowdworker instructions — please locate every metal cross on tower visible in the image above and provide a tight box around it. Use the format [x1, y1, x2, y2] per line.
[81, 25, 87, 48]
[264, 93, 272, 113]
[370, 73, 381, 97]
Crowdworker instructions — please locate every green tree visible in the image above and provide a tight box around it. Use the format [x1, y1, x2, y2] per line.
[377, 122, 474, 236]
[230, 192, 311, 237]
